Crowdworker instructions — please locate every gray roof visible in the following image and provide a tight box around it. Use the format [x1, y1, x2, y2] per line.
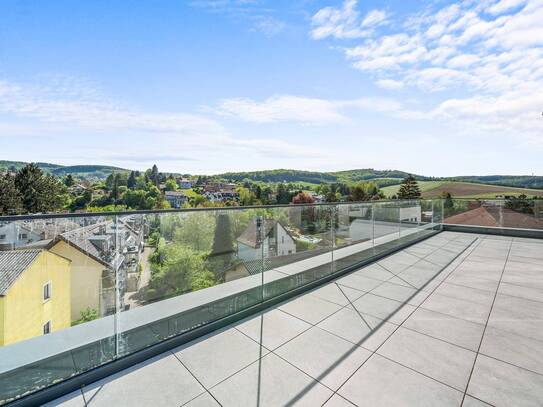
[237, 219, 288, 249]
[0, 249, 42, 295]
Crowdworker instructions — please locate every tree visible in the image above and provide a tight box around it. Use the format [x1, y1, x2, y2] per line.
[14, 164, 64, 213]
[165, 178, 178, 191]
[0, 173, 23, 215]
[442, 192, 454, 210]
[64, 174, 75, 187]
[349, 184, 367, 202]
[127, 171, 137, 189]
[147, 245, 215, 301]
[210, 214, 234, 256]
[238, 187, 256, 206]
[397, 175, 421, 199]
[150, 164, 159, 187]
[291, 192, 315, 204]
[276, 183, 292, 204]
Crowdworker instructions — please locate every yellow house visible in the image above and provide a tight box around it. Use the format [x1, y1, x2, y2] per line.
[48, 238, 110, 321]
[0, 249, 71, 346]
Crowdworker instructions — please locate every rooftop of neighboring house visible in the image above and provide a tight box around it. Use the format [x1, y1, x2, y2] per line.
[0, 249, 43, 295]
[237, 219, 291, 248]
[444, 205, 543, 229]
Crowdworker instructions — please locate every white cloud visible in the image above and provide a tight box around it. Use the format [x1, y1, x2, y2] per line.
[0, 77, 336, 165]
[310, 0, 543, 144]
[217, 95, 347, 124]
[361, 9, 388, 28]
[310, 1, 385, 40]
[375, 79, 405, 90]
[487, 0, 527, 15]
[215, 94, 414, 124]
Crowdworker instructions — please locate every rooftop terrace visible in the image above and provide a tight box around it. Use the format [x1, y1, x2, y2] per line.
[0, 199, 541, 406]
[46, 231, 543, 407]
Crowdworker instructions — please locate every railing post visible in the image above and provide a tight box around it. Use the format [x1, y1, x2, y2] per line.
[331, 204, 336, 274]
[256, 216, 264, 302]
[114, 214, 121, 359]
[372, 202, 375, 249]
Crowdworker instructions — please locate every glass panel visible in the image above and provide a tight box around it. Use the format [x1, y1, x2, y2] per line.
[262, 204, 334, 300]
[444, 198, 543, 230]
[115, 209, 264, 357]
[399, 199, 421, 237]
[332, 202, 375, 271]
[0, 215, 117, 404]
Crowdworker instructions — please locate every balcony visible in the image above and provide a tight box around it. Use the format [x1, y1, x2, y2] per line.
[0, 199, 542, 406]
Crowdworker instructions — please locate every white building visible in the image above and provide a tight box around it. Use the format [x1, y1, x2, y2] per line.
[237, 219, 296, 262]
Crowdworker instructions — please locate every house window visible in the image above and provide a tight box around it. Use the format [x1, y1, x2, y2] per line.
[19, 233, 28, 239]
[43, 321, 51, 335]
[0, 234, 5, 240]
[43, 281, 52, 302]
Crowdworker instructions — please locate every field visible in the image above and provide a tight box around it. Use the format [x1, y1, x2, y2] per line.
[380, 181, 445, 197]
[381, 181, 543, 199]
[421, 182, 543, 198]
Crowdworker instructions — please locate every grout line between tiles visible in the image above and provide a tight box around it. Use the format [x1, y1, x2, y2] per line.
[459, 238, 513, 407]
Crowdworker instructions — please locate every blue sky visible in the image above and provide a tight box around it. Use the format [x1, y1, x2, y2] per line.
[1, 0, 542, 176]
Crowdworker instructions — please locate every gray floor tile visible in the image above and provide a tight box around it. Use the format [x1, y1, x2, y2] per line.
[433, 282, 495, 306]
[317, 307, 397, 351]
[310, 282, 366, 306]
[323, 394, 357, 406]
[445, 272, 499, 292]
[183, 392, 220, 407]
[336, 273, 383, 292]
[352, 292, 416, 324]
[421, 292, 491, 325]
[279, 293, 343, 324]
[83, 353, 204, 406]
[489, 294, 543, 341]
[377, 327, 476, 390]
[338, 354, 463, 407]
[370, 281, 422, 305]
[274, 326, 372, 390]
[480, 326, 543, 375]
[467, 354, 543, 407]
[462, 395, 493, 406]
[498, 282, 543, 303]
[403, 307, 485, 351]
[42, 390, 85, 407]
[350, 263, 395, 282]
[501, 264, 543, 290]
[174, 328, 265, 388]
[210, 353, 333, 407]
[234, 308, 310, 350]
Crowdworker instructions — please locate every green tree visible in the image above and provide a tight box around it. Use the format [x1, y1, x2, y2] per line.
[210, 214, 234, 256]
[14, 164, 64, 213]
[127, 171, 137, 189]
[397, 175, 421, 200]
[349, 184, 367, 202]
[238, 187, 256, 206]
[150, 164, 159, 187]
[69, 190, 92, 211]
[147, 245, 215, 301]
[64, 174, 75, 187]
[0, 173, 23, 215]
[165, 178, 178, 191]
[442, 192, 454, 210]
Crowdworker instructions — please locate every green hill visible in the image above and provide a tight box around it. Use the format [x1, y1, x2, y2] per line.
[2, 160, 543, 194]
[0, 161, 129, 179]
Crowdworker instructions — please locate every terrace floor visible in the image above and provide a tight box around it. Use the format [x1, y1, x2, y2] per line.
[46, 231, 543, 407]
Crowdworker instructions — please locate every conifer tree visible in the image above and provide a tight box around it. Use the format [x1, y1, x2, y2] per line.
[397, 175, 421, 199]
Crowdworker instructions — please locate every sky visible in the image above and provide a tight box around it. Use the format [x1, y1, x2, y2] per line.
[0, 0, 542, 176]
